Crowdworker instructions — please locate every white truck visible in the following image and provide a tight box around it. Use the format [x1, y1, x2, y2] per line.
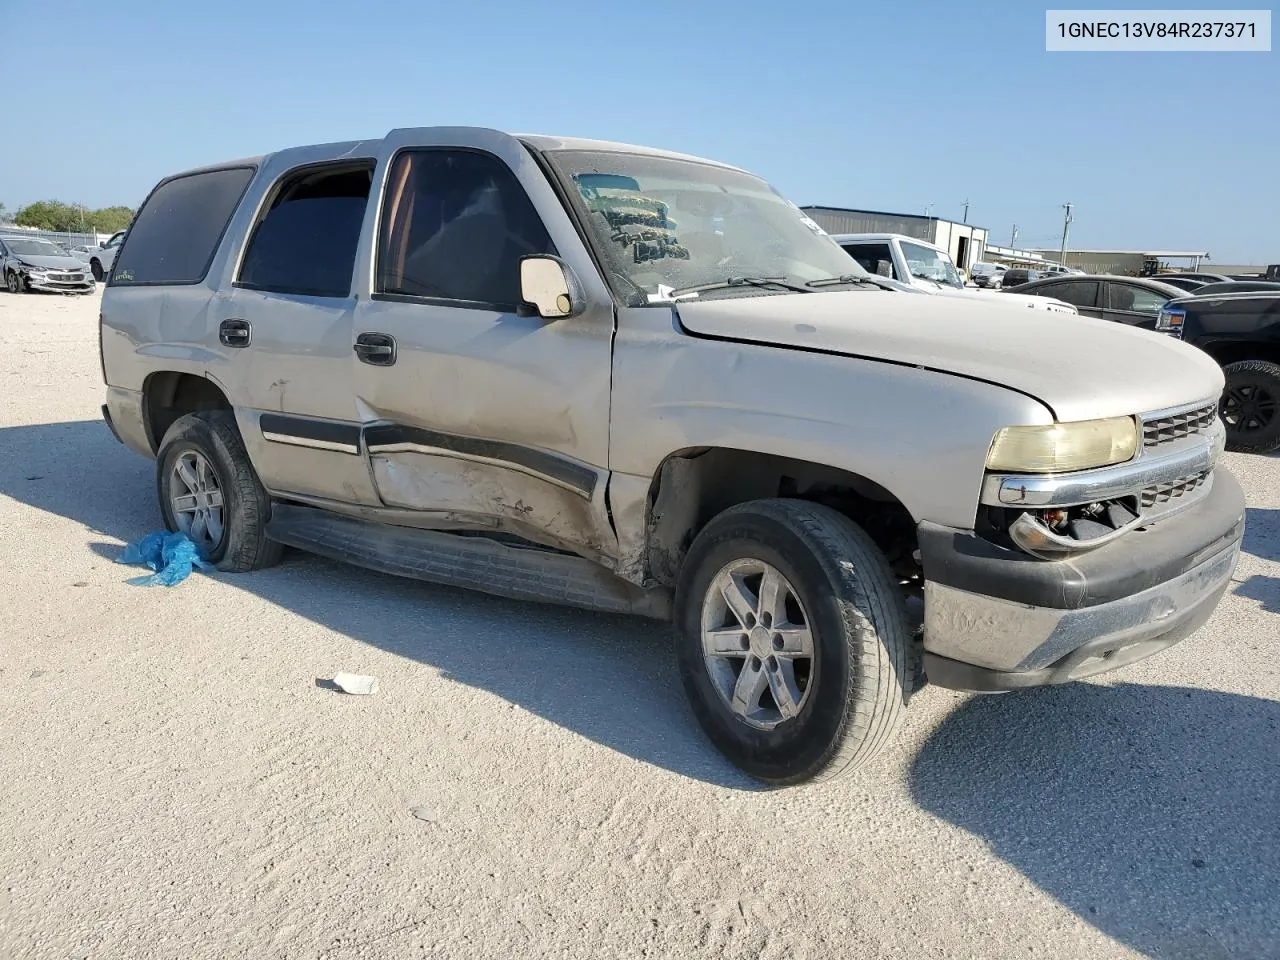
[833, 233, 1079, 314]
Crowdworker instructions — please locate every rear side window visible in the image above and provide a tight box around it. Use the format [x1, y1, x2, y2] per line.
[238, 161, 374, 298]
[111, 167, 254, 286]
[841, 242, 896, 279]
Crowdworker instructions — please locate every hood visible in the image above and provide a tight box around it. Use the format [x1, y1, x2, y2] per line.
[673, 290, 1224, 422]
[15, 254, 87, 270]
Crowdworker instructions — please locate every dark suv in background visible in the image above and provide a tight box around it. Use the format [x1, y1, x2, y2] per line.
[999, 268, 1041, 289]
[1158, 291, 1280, 453]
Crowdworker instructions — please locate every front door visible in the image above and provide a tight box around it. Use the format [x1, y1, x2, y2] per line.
[351, 129, 617, 561]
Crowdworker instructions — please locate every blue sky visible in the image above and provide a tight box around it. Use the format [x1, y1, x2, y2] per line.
[2, 0, 1276, 262]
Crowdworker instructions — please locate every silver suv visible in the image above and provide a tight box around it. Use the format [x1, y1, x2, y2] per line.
[100, 127, 1245, 784]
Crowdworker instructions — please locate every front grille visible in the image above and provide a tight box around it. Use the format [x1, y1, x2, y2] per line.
[1141, 471, 1208, 509]
[1143, 403, 1217, 448]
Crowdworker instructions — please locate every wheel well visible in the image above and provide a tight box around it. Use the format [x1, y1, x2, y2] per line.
[1199, 340, 1280, 368]
[643, 448, 919, 588]
[143, 372, 232, 451]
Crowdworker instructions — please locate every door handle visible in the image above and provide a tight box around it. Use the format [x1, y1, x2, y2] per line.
[219, 319, 252, 348]
[354, 332, 396, 366]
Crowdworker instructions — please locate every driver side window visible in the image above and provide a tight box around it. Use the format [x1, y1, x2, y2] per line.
[841, 242, 897, 279]
[376, 149, 556, 309]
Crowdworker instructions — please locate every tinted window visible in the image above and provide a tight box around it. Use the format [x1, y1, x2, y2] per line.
[1107, 283, 1167, 314]
[841, 242, 896, 279]
[112, 167, 254, 285]
[377, 149, 554, 308]
[238, 162, 373, 298]
[1039, 280, 1098, 308]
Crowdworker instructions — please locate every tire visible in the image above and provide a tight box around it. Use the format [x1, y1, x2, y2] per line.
[90, 259, 104, 282]
[156, 411, 283, 571]
[1220, 359, 1280, 454]
[5, 270, 24, 294]
[674, 498, 909, 785]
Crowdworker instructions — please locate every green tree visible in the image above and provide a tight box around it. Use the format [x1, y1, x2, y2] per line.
[15, 200, 134, 233]
[0, 202, 9, 223]
[89, 206, 134, 233]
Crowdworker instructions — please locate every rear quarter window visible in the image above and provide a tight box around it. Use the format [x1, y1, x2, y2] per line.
[111, 166, 255, 286]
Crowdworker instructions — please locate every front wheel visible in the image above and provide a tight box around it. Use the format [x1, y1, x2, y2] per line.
[156, 411, 283, 571]
[1220, 359, 1280, 454]
[90, 259, 105, 282]
[674, 499, 909, 785]
[5, 270, 24, 294]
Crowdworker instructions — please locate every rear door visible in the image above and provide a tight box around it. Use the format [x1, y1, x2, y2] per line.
[1102, 281, 1169, 329]
[350, 129, 618, 560]
[212, 156, 382, 505]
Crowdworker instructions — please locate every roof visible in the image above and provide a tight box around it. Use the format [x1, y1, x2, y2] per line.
[1038, 249, 1211, 258]
[803, 204, 940, 222]
[830, 233, 944, 247]
[164, 127, 743, 183]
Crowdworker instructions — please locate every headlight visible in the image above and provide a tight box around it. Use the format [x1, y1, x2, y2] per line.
[986, 417, 1138, 473]
[18, 262, 47, 272]
[1156, 306, 1185, 332]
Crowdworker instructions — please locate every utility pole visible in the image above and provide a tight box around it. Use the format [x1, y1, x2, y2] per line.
[1059, 202, 1073, 262]
[924, 202, 934, 218]
[1010, 224, 1019, 249]
[962, 199, 970, 224]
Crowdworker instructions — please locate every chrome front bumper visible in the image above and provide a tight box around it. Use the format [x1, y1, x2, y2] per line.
[919, 467, 1246, 691]
[27, 272, 95, 293]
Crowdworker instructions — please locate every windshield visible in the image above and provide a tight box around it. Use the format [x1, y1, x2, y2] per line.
[5, 239, 69, 258]
[543, 150, 866, 304]
[900, 240, 963, 288]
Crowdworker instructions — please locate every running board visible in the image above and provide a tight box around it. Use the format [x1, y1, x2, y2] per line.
[267, 503, 670, 620]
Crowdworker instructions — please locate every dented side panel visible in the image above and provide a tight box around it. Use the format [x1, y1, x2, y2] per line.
[607, 304, 1055, 537]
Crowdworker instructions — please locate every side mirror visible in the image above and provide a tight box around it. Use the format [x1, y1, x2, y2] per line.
[520, 255, 583, 319]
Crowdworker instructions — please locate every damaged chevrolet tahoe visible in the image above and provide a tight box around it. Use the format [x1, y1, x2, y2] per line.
[100, 128, 1246, 784]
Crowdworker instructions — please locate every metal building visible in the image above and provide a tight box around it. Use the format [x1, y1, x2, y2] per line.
[801, 206, 989, 271]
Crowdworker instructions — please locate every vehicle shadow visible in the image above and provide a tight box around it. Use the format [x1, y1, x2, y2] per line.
[2, 419, 755, 789]
[909, 683, 1280, 960]
[1243, 507, 1279, 562]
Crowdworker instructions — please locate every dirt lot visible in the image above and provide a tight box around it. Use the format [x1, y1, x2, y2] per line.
[1, 288, 1277, 960]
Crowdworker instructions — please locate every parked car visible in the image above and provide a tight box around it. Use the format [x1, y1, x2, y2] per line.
[1009, 275, 1186, 328]
[999, 268, 1042, 288]
[88, 230, 127, 281]
[1158, 272, 1233, 284]
[0, 236, 96, 294]
[833, 235, 1077, 314]
[1191, 280, 1280, 297]
[100, 126, 1244, 785]
[1153, 275, 1212, 293]
[969, 261, 1006, 288]
[1157, 291, 1280, 452]
[1041, 263, 1084, 277]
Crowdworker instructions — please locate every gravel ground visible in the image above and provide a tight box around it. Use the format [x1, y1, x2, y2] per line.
[1, 289, 1277, 960]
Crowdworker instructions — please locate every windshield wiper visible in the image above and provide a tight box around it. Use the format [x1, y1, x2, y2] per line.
[667, 276, 814, 297]
[807, 274, 900, 292]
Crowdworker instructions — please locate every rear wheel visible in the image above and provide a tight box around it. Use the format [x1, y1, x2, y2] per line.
[156, 411, 282, 571]
[90, 259, 105, 282]
[1220, 359, 1280, 454]
[674, 499, 909, 785]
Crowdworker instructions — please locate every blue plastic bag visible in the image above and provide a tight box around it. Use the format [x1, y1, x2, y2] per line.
[117, 531, 215, 586]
